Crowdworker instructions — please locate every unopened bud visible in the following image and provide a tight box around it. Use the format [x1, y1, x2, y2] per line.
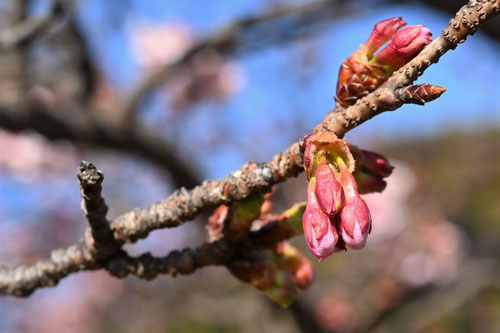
[276, 242, 315, 290]
[337, 164, 360, 201]
[303, 179, 340, 261]
[227, 254, 276, 291]
[315, 164, 345, 216]
[340, 196, 372, 250]
[360, 150, 394, 177]
[266, 271, 299, 308]
[354, 172, 387, 194]
[374, 25, 432, 70]
[395, 84, 446, 105]
[207, 205, 229, 242]
[365, 17, 407, 56]
[280, 202, 307, 234]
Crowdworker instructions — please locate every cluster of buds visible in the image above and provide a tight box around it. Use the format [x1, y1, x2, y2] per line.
[227, 241, 314, 307]
[302, 132, 393, 260]
[336, 17, 432, 107]
[209, 193, 314, 307]
[350, 146, 395, 194]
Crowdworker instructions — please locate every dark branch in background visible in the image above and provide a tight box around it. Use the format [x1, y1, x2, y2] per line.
[288, 301, 330, 333]
[0, 0, 199, 188]
[0, 0, 499, 297]
[119, 0, 500, 124]
[119, 0, 359, 123]
[66, 16, 99, 103]
[0, 1, 64, 51]
[363, 258, 500, 333]
[0, 105, 201, 188]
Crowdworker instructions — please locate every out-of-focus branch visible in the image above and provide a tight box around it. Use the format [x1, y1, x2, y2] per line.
[119, 0, 358, 123]
[0, 1, 64, 51]
[66, 17, 98, 103]
[364, 258, 500, 333]
[0, 105, 201, 188]
[0, 0, 498, 297]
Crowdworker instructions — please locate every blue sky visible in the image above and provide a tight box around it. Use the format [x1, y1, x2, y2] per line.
[1, 0, 499, 221]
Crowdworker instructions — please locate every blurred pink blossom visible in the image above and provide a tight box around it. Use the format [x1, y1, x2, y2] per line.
[363, 162, 416, 240]
[129, 22, 244, 112]
[167, 50, 244, 111]
[0, 130, 77, 181]
[397, 216, 463, 286]
[131, 22, 193, 68]
[315, 286, 354, 332]
[15, 272, 124, 333]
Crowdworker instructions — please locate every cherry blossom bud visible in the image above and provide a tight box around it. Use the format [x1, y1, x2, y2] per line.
[360, 150, 394, 177]
[337, 164, 359, 201]
[315, 164, 345, 216]
[207, 204, 229, 242]
[227, 255, 277, 292]
[374, 25, 432, 70]
[276, 242, 315, 289]
[266, 271, 299, 308]
[227, 193, 265, 241]
[365, 17, 407, 56]
[303, 179, 339, 261]
[354, 172, 387, 194]
[340, 196, 372, 250]
[280, 202, 307, 233]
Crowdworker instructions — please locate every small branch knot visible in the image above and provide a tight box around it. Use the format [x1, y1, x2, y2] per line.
[77, 161, 104, 187]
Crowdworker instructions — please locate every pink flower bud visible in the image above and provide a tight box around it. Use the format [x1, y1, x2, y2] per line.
[340, 196, 372, 250]
[227, 256, 277, 291]
[365, 17, 407, 56]
[266, 271, 299, 308]
[315, 164, 345, 216]
[303, 180, 339, 261]
[354, 172, 387, 194]
[337, 164, 360, 201]
[292, 258, 315, 290]
[374, 25, 432, 70]
[276, 242, 315, 290]
[360, 150, 394, 177]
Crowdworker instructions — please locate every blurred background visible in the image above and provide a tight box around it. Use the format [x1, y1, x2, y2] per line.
[0, 0, 499, 332]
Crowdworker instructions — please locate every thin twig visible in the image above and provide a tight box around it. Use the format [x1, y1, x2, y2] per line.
[118, 0, 357, 123]
[77, 161, 121, 257]
[0, 218, 295, 296]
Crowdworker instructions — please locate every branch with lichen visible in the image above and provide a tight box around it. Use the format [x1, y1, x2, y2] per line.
[0, 0, 498, 298]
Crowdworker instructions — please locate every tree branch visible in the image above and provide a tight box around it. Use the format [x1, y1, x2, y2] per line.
[364, 258, 500, 333]
[0, 0, 498, 297]
[0, 1, 64, 51]
[119, 0, 358, 123]
[78, 161, 121, 257]
[0, 217, 296, 296]
[113, 0, 499, 244]
[0, 105, 201, 188]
